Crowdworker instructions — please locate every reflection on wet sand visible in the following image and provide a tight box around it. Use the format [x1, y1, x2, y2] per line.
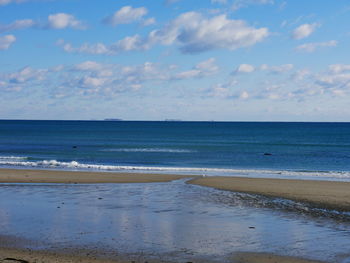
[0, 179, 350, 262]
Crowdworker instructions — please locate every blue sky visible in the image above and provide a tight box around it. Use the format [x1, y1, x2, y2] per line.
[1, 0, 350, 121]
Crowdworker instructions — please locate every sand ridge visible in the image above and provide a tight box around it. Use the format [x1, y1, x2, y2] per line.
[0, 168, 192, 184]
[188, 176, 350, 211]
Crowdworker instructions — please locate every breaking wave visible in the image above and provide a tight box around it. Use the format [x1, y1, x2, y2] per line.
[1, 157, 350, 180]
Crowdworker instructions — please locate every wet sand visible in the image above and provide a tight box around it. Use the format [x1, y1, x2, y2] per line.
[1, 168, 350, 210]
[0, 247, 121, 263]
[0, 168, 191, 184]
[188, 176, 350, 211]
[0, 169, 346, 263]
[0, 247, 327, 263]
[231, 252, 326, 263]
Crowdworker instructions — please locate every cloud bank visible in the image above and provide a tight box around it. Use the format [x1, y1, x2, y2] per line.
[59, 12, 269, 55]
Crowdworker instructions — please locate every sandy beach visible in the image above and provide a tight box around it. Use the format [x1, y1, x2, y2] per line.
[0, 168, 191, 184]
[0, 169, 348, 263]
[1, 168, 350, 211]
[0, 247, 327, 263]
[188, 176, 350, 211]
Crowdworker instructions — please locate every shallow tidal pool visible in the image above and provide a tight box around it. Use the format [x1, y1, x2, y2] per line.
[0, 179, 350, 263]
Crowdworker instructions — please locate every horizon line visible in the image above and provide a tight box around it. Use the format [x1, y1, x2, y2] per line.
[0, 119, 349, 123]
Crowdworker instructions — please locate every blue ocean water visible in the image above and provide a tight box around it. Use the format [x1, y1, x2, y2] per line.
[0, 120, 350, 180]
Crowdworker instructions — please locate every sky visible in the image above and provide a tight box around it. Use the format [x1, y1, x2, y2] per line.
[1, 0, 350, 121]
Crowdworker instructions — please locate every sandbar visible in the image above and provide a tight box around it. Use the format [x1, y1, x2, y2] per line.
[188, 176, 350, 211]
[0, 168, 191, 184]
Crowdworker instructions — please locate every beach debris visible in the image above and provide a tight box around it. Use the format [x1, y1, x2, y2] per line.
[263, 152, 272, 156]
[3, 258, 29, 263]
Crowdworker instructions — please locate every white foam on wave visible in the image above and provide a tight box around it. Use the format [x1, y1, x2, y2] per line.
[0, 156, 28, 160]
[100, 148, 195, 153]
[1, 159, 350, 180]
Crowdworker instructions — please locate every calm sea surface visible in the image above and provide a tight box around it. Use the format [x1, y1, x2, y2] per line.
[1, 120, 350, 180]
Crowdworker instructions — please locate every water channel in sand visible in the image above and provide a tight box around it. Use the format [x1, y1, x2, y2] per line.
[0, 179, 350, 262]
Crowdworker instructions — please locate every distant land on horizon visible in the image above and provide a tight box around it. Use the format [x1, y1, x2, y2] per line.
[103, 118, 124, 121]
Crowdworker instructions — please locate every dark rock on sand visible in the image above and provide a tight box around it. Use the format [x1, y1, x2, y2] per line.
[3, 258, 29, 263]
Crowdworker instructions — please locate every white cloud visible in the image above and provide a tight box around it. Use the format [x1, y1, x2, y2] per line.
[328, 64, 350, 74]
[195, 58, 219, 74]
[207, 64, 350, 102]
[65, 61, 175, 96]
[291, 69, 310, 81]
[0, 15, 85, 33]
[0, 60, 224, 97]
[0, 0, 27, 5]
[80, 76, 106, 88]
[73, 61, 113, 78]
[292, 23, 319, 40]
[8, 66, 47, 83]
[295, 40, 337, 53]
[0, 19, 35, 33]
[165, 0, 181, 4]
[239, 90, 249, 99]
[207, 80, 238, 98]
[57, 35, 148, 55]
[59, 12, 268, 55]
[209, 85, 231, 98]
[142, 17, 156, 26]
[0, 66, 48, 91]
[260, 63, 293, 73]
[211, 0, 227, 4]
[47, 13, 85, 30]
[56, 39, 110, 54]
[166, 12, 269, 53]
[235, 64, 255, 73]
[103, 6, 148, 26]
[111, 35, 147, 52]
[231, 0, 274, 11]
[231, 63, 294, 75]
[0, 34, 16, 50]
[52, 60, 220, 97]
[175, 58, 219, 79]
[74, 61, 104, 72]
[316, 70, 350, 91]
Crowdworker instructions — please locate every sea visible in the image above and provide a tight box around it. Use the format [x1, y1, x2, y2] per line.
[1, 120, 350, 263]
[1, 120, 350, 181]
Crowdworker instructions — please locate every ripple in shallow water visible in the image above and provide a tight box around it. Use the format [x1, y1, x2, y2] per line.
[0, 180, 349, 262]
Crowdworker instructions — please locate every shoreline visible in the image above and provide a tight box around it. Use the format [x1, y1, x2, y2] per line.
[0, 168, 192, 184]
[0, 247, 327, 263]
[1, 168, 350, 211]
[0, 168, 343, 263]
[188, 176, 350, 211]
